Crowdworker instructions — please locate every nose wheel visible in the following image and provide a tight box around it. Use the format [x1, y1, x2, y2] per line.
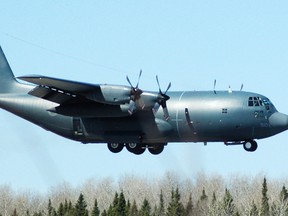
[243, 140, 258, 152]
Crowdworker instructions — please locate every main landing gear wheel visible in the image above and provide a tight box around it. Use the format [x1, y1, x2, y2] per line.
[243, 140, 258, 152]
[107, 143, 124, 153]
[126, 143, 146, 155]
[148, 143, 165, 155]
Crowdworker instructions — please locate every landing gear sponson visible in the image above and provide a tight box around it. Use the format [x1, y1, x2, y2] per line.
[107, 143, 166, 155]
[224, 140, 258, 152]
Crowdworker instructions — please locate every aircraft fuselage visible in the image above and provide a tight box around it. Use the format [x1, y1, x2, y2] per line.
[0, 47, 287, 154]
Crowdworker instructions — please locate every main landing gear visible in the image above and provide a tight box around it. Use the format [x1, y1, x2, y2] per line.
[107, 143, 166, 155]
[224, 140, 258, 152]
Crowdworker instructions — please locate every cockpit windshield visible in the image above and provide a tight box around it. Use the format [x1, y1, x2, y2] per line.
[248, 96, 272, 111]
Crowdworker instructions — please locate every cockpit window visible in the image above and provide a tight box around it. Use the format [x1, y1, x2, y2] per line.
[248, 96, 271, 110]
[262, 99, 270, 110]
[248, 97, 263, 107]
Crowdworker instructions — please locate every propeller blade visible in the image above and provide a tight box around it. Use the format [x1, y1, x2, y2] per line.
[126, 70, 145, 115]
[152, 102, 161, 115]
[138, 97, 145, 109]
[128, 100, 136, 115]
[136, 70, 142, 89]
[163, 105, 170, 120]
[126, 76, 133, 88]
[164, 82, 171, 94]
[153, 75, 171, 120]
[156, 75, 162, 94]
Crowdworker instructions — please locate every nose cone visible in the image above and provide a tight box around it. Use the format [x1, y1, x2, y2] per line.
[269, 112, 288, 129]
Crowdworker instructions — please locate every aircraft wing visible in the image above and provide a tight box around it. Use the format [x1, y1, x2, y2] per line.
[18, 75, 101, 104]
[18, 75, 166, 120]
[19, 75, 101, 92]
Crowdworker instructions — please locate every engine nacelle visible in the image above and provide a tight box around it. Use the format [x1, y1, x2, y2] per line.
[86, 84, 131, 105]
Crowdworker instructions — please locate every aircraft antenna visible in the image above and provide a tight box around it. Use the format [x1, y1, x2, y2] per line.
[228, 85, 232, 93]
[213, 79, 217, 94]
[240, 84, 243, 91]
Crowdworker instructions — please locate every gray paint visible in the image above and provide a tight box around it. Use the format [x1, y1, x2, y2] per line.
[0, 47, 287, 154]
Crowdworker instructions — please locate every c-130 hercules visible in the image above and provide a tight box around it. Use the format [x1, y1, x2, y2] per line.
[0, 47, 287, 155]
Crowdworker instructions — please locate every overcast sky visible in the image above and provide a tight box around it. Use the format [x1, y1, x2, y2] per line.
[1, 1, 288, 193]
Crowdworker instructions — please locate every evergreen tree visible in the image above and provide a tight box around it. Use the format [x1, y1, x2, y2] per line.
[212, 191, 217, 206]
[222, 188, 235, 215]
[108, 192, 119, 216]
[260, 177, 269, 216]
[279, 185, 288, 215]
[250, 200, 258, 216]
[154, 190, 165, 216]
[139, 198, 151, 216]
[11, 208, 18, 216]
[48, 199, 53, 216]
[159, 190, 165, 216]
[58, 202, 64, 216]
[107, 191, 127, 216]
[75, 193, 89, 216]
[63, 199, 69, 214]
[101, 210, 107, 216]
[196, 188, 208, 215]
[166, 187, 184, 216]
[67, 200, 75, 216]
[129, 200, 138, 216]
[126, 200, 131, 216]
[118, 191, 127, 216]
[185, 193, 193, 216]
[200, 188, 208, 201]
[280, 185, 288, 202]
[26, 210, 30, 216]
[91, 199, 100, 216]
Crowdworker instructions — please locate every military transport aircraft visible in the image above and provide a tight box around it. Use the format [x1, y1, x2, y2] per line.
[0, 47, 287, 155]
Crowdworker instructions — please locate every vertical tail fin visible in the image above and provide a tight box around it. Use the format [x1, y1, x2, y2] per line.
[0, 47, 21, 93]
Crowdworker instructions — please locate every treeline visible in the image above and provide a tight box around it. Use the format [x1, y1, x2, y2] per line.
[1, 173, 288, 216]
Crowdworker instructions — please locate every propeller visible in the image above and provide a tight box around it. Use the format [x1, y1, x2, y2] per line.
[153, 75, 171, 120]
[126, 70, 145, 114]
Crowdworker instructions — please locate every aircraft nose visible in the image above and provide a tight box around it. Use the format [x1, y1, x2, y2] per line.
[269, 112, 288, 129]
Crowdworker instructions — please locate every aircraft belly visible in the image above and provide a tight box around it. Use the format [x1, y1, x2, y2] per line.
[79, 112, 173, 143]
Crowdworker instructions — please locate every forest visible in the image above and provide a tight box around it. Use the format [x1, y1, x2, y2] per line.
[1, 172, 288, 216]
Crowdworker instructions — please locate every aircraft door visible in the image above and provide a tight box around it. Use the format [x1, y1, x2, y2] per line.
[176, 107, 197, 141]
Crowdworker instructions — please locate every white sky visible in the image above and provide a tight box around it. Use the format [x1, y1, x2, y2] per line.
[1, 1, 288, 193]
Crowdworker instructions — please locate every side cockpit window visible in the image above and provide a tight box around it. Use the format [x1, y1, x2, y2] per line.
[248, 97, 264, 107]
[262, 99, 270, 111]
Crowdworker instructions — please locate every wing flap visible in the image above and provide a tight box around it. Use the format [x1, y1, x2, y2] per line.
[29, 85, 78, 104]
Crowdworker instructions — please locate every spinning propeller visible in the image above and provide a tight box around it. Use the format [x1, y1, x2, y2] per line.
[126, 70, 145, 114]
[153, 75, 171, 120]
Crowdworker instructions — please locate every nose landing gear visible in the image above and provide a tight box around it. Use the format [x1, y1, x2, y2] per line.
[243, 140, 258, 152]
[224, 140, 258, 152]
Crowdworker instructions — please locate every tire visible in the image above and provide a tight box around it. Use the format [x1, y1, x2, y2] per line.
[107, 143, 124, 153]
[148, 143, 165, 155]
[243, 140, 258, 152]
[126, 143, 146, 155]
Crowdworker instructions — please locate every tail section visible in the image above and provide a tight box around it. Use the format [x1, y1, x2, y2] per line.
[0, 47, 23, 93]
